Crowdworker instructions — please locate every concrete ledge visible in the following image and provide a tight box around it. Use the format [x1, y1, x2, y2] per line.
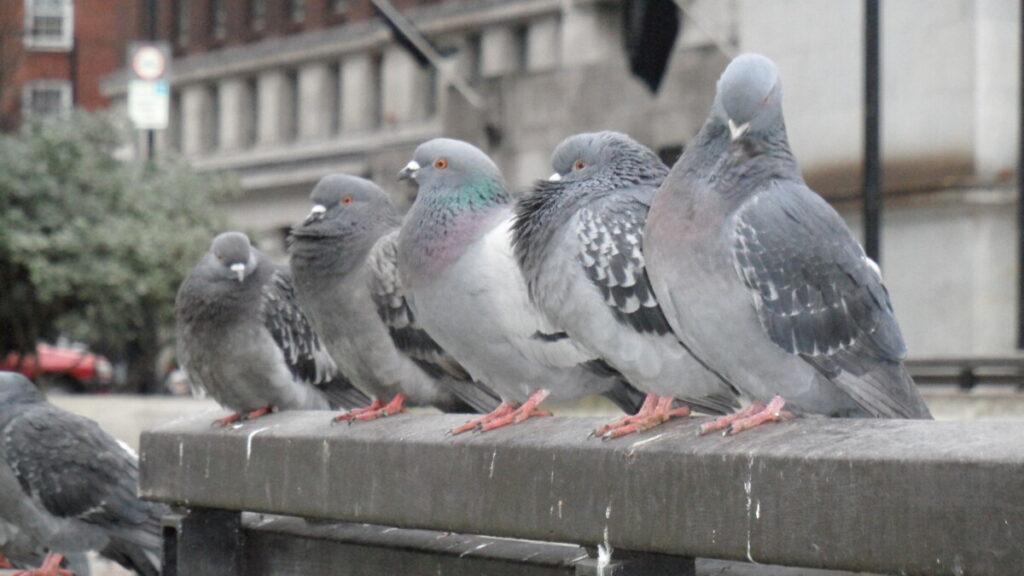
[140, 412, 1024, 575]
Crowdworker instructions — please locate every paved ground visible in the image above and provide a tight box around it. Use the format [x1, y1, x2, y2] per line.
[4, 387, 1020, 575]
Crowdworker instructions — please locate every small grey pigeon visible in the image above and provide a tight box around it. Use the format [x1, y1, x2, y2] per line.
[397, 138, 646, 434]
[0, 371, 169, 576]
[289, 174, 500, 421]
[512, 131, 740, 438]
[176, 231, 368, 426]
[644, 53, 931, 434]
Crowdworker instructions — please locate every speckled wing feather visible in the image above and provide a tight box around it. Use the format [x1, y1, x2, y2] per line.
[577, 191, 673, 336]
[368, 231, 501, 413]
[261, 269, 339, 386]
[731, 181, 925, 417]
[368, 231, 472, 380]
[261, 270, 369, 410]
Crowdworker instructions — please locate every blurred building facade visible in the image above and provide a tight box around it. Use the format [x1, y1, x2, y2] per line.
[0, 0, 138, 131]
[102, 0, 1021, 357]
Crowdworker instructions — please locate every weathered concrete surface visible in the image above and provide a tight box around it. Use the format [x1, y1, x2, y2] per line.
[141, 412, 1024, 575]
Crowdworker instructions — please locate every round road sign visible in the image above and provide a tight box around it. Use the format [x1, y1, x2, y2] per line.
[132, 46, 167, 81]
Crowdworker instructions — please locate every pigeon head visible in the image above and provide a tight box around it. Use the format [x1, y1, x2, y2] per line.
[715, 53, 783, 141]
[210, 231, 257, 283]
[399, 138, 510, 210]
[0, 372, 45, 407]
[548, 131, 667, 185]
[300, 174, 398, 230]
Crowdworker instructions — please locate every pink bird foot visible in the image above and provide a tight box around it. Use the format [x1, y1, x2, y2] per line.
[594, 394, 691, 439]
[13, 554, 73, 576]
[699, 395, 793, 435]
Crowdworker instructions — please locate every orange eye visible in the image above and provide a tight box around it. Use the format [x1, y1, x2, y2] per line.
[573, 159, 586, 171]
[342, 196, 353, 205]
[434, 158, 448, 170]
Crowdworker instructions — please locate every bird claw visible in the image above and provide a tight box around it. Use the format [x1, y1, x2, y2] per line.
[13, 553, 73, 576]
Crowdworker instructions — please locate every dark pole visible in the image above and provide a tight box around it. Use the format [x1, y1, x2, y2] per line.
[69, 36, 77, 105]
[146, 0, 157, 161]
[863, 0, 882, 265]
[1018, 0, 1024, 349]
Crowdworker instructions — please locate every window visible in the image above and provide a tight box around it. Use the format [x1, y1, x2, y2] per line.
[23, 0, 73, 51]
[211, 0, 227, 41]
[175, 0, 190, 47]
[250, 0, 265, 31]
[21, 80, 72, 118]
[290, 0, 306, 24]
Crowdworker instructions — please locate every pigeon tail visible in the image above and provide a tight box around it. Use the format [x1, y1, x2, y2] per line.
[98, 513, 164, 576]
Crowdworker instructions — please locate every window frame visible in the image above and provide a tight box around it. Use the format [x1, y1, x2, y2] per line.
[22, 0, 74, 51]
[21, 79, 73, 118]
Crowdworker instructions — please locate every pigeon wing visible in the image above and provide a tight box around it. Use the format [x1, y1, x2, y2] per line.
[577, 191, 674, 336]
[730, 181, 921, 416]
[260, 269, 339, 386]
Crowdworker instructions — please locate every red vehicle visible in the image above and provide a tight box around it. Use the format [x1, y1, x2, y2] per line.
[1, 342, 115, 393]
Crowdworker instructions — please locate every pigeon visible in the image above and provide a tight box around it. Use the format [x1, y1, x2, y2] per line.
[644, 53, 932, 434]
[288, 174, 500, 422]
[0, 371, 169, 576]
[512, 131, 740, 438]
[397, 138, 646, 434]
[176, 231, 369, 426]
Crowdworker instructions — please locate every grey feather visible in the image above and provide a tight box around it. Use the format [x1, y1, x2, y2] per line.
[176, 231, 356, 415]
[289, 174, 498, 414]
[260, 269, 342, 387]
[0, 371, 167, 576]
[645, 53, 930, 419]
[511, 131, 740, 415]
[397, 138, 644, 409]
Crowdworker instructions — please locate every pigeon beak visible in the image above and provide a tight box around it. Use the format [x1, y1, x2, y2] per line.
[398, 160, 420, 181]
[304, 204, 327, 225]
[728, 118, 750, 141]
[230, 263, 246, 283]
[548, 172, 562, 182]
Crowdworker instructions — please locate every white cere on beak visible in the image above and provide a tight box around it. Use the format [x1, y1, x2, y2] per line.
[399, 160, 421, 181]
[728, 118, 750, 141]
[230, 263, 246, 283]
[548, 173, 562, 182]
[311, 204, 326, 215]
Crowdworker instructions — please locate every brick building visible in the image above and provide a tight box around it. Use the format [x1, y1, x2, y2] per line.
[0, 0, 138, 131]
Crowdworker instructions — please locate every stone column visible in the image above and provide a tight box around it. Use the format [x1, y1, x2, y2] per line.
[381, 46, 428, 125]
[560, 2, 618, 65]
[340, 53, 375, 132]
[180, 84, 212, 156]
[257, 70, 287, 145]
[481, 25, 518, 77]
[526, 16, 560, 72]
[298, 62, 332, 140]
[217, 78, 247, 151]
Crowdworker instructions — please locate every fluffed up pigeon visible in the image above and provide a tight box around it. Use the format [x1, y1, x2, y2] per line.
[644, 53, 932, 434]
[288, 175, 500, 422]
[176, 231, 369, 426]
[397, 138, 646, 434]
[512, 131, 740, 438]
[0, 371, 169, 576]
